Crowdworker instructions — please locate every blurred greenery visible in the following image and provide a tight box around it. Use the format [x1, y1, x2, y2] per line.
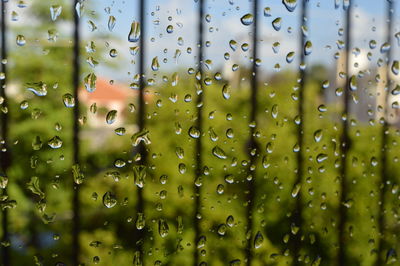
[1, 0, 399, 266]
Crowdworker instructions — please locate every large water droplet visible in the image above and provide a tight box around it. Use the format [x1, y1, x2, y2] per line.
[50, 5, 62, 21]
[254, 231, 264, 249]
[158, 219, 169, 238]
[392, 60, 399, 75]
[386, 248, 397, 264]
[282, 0, 297, 12]
[212, 146, 227, 159]
[240, 13, 253, 26]
[189, 126, 201, 139]
[62, 93, 75, 108]
[272, 17, 282, 31]
[128, 21, 141, 42]
[304, 41, 313, 56]
[222, 84, 231, 99]
[48, 136, 63, 149]
[16, 35, 26, 46]
[106, 110, 117, 125]
[108, 16, 116, 31]
[26, 82, 47, 96]
[151, 56, 160, 71]
[84, 73, 97, 92]
[102, 191, 117, 208]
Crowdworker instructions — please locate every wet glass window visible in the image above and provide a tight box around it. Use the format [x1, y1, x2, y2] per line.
[0, 0, 400, 265]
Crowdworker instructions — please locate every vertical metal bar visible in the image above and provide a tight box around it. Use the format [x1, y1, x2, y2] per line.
[193, 0, 204, 265]
[338, 1, 352, 265]
[135, 0, 146, 258]
[0, 0, 10, 265]
[376, 1, 394, 265]
[72, 0, 81, 265]
[291, 1, 308, 265]
[245, 0, 259, 265]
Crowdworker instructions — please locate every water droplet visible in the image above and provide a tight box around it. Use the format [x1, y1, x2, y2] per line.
[16, 35, 26, 46]
[166, 25, 174, 33]
[304, 41, 312, 56]
[212, 146, 227, 159]
[84, 73, 97, 92]
[26, 176, 45, 199]
[240, 13, 253, 26]
[108, 16, 116, 31]
[48, 136, 63, 149]
[286, 51, 295, 63]
[272, 42, 280, 54]
[102, 191, 117, 208]
[109, 49, 118, 58]
[291, 183, 301, 198]
[282, 0, 297, 12]
[11, 11, 19, 22]
[229, 40, 237, 51]
[151, 56, 160, 71]
[62, 93, 75, 108]
[131, 129, 151, 146]
[75, 1, 84, 18]
[158, 219, 169, 238]
[133, 165, 146, 188]
[189, 126, 201, 139]
[316, 153, 328, 163]
[217, 224, 227, 236]
[254, 231, 264, 249]
[106, 110, 117, 125]
[392, 60, 399, 75]
[222, 84, 231, 99]
[392, 85, 400, 96]
[272, 17, 282, 31]
[386, 248, 397, 264]
[128, 21, 141, 42]
[314, 130, 323, 142]
[72, 164, 84, 184]
[264, 7, 271, 17]
[26, 82, 47, 96]
[381, 42, 391, 53]
[135, 213, 145, 230]
[0, 173, 8, 189]
[50, 5, 62, 21]
[349, 75, 357, 91]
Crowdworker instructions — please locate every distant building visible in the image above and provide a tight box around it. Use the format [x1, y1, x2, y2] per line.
[79, 77, 138, 128]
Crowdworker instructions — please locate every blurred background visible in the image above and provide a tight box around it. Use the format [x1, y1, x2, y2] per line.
[1, 0, 400, 265]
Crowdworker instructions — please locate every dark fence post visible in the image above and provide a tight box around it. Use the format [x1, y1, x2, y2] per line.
[338, 1, 352, 265]
[245, 0, 259, 265]
[376, 1, 394, 265]
[0, 0, 10, 265]
[292, 1, 308, 264]
[135, 0, 146, 259]
[72, 0, 81, 264]
[193, 0, 204, 265]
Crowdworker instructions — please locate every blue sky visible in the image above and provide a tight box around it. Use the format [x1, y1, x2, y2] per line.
[81, 0, 400, 82]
